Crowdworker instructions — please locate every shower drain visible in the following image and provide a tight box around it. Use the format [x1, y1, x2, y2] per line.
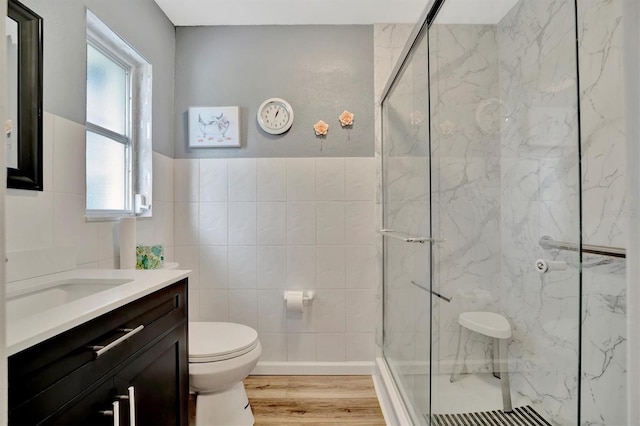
[427, 405, 551, 426]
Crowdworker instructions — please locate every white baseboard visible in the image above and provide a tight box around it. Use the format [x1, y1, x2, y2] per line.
[251, 361, 374, 375]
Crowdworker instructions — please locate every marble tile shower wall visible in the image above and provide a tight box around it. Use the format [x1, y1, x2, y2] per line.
[174, 157, 378, 362]
[498, 1, 581, 424]
[578, 1, 627, 425]
[429, 24, 502, 375]
[5, 112, 175, 277]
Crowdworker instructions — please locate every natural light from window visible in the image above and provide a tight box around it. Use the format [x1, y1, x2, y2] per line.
[85, 10, 153, 218]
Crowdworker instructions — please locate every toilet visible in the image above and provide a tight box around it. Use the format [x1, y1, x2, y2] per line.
[189, 322, 262, 426]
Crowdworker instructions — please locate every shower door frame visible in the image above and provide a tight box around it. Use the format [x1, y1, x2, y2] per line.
[379, 0, 444, 423]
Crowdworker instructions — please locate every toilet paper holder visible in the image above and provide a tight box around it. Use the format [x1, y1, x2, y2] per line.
[283, 290, 315, 304]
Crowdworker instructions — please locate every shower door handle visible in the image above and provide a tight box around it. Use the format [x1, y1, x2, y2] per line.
[377, 229, 444, 244]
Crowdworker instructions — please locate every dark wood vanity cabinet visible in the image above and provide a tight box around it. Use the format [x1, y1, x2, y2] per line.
[8, 279, 189, 426]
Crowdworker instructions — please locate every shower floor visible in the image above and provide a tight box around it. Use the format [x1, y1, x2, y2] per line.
[431, 373, 532, 415]
[428, 405, 551, 426]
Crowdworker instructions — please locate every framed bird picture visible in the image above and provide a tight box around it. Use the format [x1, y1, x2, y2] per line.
[188, 106, 241, 148]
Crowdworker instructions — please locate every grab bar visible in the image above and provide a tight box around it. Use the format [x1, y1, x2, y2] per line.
[539, 235, 626, 259]
[378, 229, 443, 244]
[410, 281, 452, 303]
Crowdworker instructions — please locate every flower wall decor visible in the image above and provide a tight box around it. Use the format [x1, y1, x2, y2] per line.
[314, 120, 329, 136]
[339, 110, 354, 127]
[440, 120, 455, 135]
[339, 110, 354, 142]
[409, 110, 425, 126]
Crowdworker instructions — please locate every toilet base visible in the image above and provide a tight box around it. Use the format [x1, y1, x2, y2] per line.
[195, 381, 255, 426]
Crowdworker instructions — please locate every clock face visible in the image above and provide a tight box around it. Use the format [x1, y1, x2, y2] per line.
[257, 98, 294, 135]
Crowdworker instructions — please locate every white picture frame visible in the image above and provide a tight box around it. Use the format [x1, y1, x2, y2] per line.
[188, 106, 241, 148]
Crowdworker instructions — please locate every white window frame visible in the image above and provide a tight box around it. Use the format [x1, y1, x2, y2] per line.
[85, 10, 152, 220]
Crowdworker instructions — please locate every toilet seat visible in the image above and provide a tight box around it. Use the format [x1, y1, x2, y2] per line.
[189, 322, 259, 363]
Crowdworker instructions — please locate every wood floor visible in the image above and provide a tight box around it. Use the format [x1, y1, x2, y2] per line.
[245, 375, 386, 425]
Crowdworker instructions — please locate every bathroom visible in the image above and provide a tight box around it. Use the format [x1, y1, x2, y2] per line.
[0, 0, 639, 424]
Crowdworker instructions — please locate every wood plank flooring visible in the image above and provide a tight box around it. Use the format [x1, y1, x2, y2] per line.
[245, 375, 386, 425]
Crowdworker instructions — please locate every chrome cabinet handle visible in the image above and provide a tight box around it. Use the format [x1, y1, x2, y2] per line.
[377, 229, 444, 244]
[88, 325, 144, 358]
[115, 386, 136, 425]
[128, 386, 136, 426]
[100, 401, 120, 426]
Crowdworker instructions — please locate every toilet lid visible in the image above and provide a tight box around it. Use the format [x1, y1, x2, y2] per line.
[189, 322, 259, 363]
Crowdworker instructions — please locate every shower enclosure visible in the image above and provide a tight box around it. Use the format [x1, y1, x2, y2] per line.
[380, 0, 582, 424]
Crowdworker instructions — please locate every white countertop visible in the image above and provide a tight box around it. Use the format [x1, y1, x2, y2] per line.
[6, 268, 190, 356]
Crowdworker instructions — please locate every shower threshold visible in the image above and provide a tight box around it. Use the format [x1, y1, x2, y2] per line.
[427, 405, 551, 426]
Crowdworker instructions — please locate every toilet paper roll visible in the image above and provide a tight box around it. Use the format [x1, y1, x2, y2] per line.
[535, 258, 567, 273]
[285, 291, 305, 313]
[119, 217, 137, 270]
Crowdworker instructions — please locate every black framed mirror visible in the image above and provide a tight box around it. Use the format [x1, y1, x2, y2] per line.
[7, 0, 43, 191]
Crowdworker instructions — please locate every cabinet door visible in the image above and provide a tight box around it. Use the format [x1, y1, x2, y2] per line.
[47, 378, 124, 426]
[115, 325, 188, 426]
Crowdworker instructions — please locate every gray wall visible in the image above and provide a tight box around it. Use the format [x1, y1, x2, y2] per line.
[174, 25, 374, 158]
[22, 0, 176, 156]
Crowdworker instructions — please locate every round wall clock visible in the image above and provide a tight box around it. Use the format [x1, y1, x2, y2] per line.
[257, 98, 294, 135]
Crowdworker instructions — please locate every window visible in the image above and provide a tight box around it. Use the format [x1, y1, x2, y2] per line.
[86, 11, 152, 218]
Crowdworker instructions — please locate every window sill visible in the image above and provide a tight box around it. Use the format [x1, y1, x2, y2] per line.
[85, 212, 135, 222]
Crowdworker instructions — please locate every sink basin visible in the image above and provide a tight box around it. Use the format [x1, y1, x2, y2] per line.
[7, 278, 132, 321]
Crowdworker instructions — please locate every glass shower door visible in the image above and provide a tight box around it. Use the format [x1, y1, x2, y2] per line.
[428, 0, 582, 424]
[381, 27, 432, 425]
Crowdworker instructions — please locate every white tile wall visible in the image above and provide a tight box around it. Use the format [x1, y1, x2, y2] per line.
[345, 245, 377, 289]
[316, 246, 346, 289]
[53, 116, 86, 195]
[200, 159, 228, 202]
[6, 190, 54, 251]
[199, 202, 228, 246]
[345, 158, 376, 201]
[346, 332, 376, 361]
[286, 202, 316, 245]
[316, 202, 346, 245]
[200, 246, 228, 288]
[174, 159, 199, 202]
[316, 290, 346, 332]
[287, 333, 317, 361]
[199, 289, 229, 322]
[286, 246, 316, 289]
[7, 113, 175, 277]
[317, 333, 346, 361]
[259, 333, 288, 361]
[346, 202, 377, 245]
[183, 157, 378, 362]
[6, 115, 375, 363]
[258, 290, 287, 332]
[286, 159, 316, 201]
[257, 202, 286, 245]
[228, 246, 257, 289]
[316, 158, 345, 201]
[228, 202, 258, 245]
[257, 246, 287, 289]
[257, 159, 286, 201]
[228, 289, 258, 329]
[228, 159, 257, 202]
[174, 203, 199, 246]
[135, 216, 156, 252]
[154, 152, 174, 203]
[174, 245, 200, 288]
